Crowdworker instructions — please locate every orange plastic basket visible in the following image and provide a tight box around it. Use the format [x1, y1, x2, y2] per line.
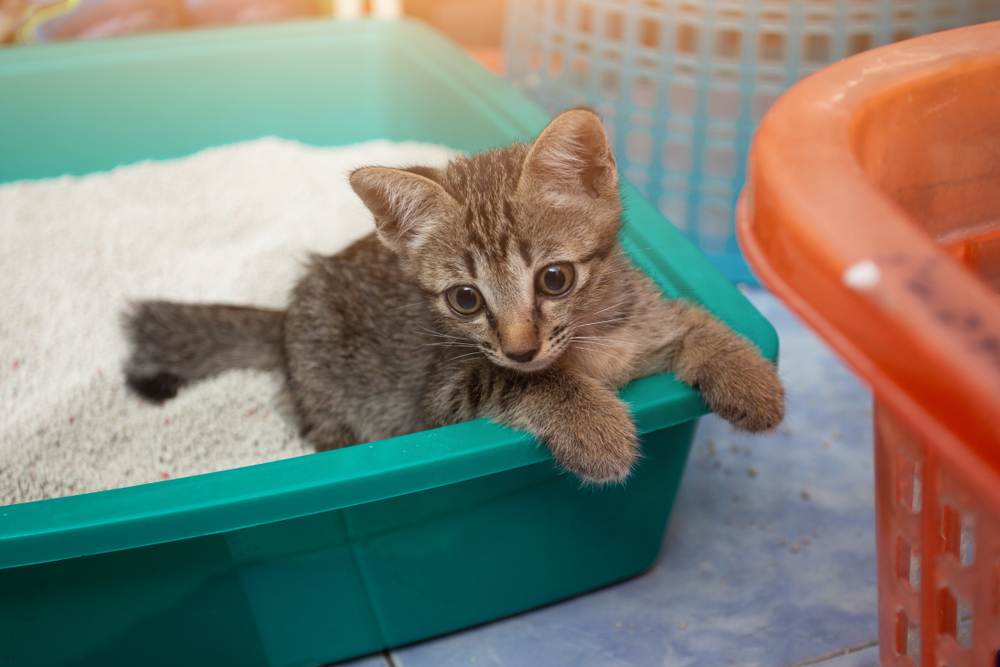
[737, 22, 1000, 667]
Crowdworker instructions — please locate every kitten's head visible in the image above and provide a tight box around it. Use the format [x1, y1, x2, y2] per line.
[350, 109, 625, 372]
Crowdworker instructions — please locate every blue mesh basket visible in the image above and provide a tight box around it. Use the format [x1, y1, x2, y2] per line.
[504, 0, 1000, 283]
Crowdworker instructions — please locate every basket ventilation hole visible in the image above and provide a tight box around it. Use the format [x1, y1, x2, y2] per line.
[631, 77, 657, 108]
[893, 29, 915, 42]
[940, 588, 973, 650]
[803, 33, 830, 63]
[529, 44, 543, 71]
[548, 50, 564, 80]
[708, 88, 740, 121]
[554, 0, 566, 24]
[605, 10, 624, 41]
[663, 139, 693, 173]
[626, 132, 654, 166]
[571, 57, 589, 88]
[696, 204, 732, 255]
[958, 599, 973, 649]
[715, 29, 742, 59]
[896, 535, 921, 592]
[895, 450, 923, 513]
[676, 24, 699, 55]
[896, 610, 921, 666]
[759, 32, 785, 61]
[848, 33, 873, 55]
[601, 70, 620, 98]
[668, 82, 697, 116]
[702, 145, 737, 178]
[638, 18, 660, 48]
[578, 4, 593, 34]
[941, 504, 976, 567]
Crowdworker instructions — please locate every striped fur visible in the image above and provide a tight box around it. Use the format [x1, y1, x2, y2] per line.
[123, 109, 784, 483]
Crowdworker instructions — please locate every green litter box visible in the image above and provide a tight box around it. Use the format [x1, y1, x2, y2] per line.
[0, 19, 778, 667]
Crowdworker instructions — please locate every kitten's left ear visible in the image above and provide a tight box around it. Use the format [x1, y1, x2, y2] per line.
[520, 109, 618, 207]
[350, 167, 457, 255]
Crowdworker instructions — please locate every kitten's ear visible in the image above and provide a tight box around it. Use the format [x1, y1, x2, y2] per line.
[350, 167, 456, 254]
[520, 109, 618, 207]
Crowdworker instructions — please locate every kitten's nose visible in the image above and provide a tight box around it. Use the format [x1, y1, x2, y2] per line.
[504, 347, 539, 363]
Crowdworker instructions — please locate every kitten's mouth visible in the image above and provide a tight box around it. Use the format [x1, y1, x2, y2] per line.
[495, 347, 561, 373]
[504, 357, 554, 372]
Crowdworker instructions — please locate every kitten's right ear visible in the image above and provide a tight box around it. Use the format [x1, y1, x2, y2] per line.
[520, 109, 618, 208]
[350, 167, 456, 255]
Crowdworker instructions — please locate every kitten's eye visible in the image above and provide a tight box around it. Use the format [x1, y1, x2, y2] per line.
[536, 264, 575, 296]
[446, 285, 484, 315]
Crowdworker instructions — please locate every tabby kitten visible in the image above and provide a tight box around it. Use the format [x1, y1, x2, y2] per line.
[124, 109, 784, 483]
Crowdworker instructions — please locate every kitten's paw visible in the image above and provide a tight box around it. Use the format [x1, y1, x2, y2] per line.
[546, 405, 639, 484]
[704, 352, 785, 433]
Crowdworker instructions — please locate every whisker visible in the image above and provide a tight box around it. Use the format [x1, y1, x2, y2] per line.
[572, 339, 619, 352]
[421, 341, 480, 348]
[574, 315, 637, 329]
[413, 327, 466, 341]
[580, 301, 627, 321]
[572, 338, 618, 349]
[567, 300, 629, 327]
[573, 344, 618, 360]
[440, 352, 483, 368]
[388, 301, 428, 312]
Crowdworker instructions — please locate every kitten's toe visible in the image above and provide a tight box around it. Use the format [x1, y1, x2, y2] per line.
[546, 410, 639, 484]
[707, 356, 785, 433]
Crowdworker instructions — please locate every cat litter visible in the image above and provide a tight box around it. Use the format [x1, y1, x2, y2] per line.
[0, 137, 456, 506]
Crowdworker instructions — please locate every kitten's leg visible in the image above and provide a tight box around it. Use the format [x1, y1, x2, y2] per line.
[640, 299, 785, 432]
[298, 418, 361, 452]
[434, 365, 639, 483]
[282, 378, 361, 452]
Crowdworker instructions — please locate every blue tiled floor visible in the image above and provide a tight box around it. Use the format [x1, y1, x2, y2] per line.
[330, 288, 879, 667]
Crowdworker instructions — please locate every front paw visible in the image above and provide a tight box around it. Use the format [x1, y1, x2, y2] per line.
[544, 402, 639, 484]
[702, 351, 785, 432]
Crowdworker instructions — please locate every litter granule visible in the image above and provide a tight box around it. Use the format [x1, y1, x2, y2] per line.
[0, 137, 457, 506]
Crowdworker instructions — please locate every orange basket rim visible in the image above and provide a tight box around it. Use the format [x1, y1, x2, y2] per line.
[737, 21, 1000, 498]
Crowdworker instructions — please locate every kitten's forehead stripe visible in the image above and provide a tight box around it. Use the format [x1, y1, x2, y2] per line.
[580, 237, 617, 265]
[463, 251, 477, 280]
[518, 237, 532, 268]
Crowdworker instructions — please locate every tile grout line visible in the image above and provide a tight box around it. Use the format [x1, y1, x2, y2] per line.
[782, 641, 879, 667]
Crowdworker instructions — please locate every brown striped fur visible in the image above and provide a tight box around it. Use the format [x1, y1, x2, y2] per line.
[123, 109, 784, 483]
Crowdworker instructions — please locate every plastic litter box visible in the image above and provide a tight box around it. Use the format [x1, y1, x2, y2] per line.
[738, 21, 1000, 667]
[0, 18, 778, 667]
[504, 0, 1000, 284]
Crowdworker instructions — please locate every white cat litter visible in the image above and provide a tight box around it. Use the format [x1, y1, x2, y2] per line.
[0, 138, 457, 506]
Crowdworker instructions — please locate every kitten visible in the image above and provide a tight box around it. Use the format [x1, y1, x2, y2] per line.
[123, 109, 784, 483]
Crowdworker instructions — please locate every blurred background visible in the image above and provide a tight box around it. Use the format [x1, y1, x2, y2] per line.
[4, 0, 998, 284]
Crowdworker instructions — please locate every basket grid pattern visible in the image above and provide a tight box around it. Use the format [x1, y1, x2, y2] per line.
[876, 403, 1000, 667]
[504, 0, 1000, 283]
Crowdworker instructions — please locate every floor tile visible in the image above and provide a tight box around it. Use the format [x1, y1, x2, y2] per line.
[809, 644, 880, 667]
[380, 289, 878, 667]
[327, 653, 393, 667]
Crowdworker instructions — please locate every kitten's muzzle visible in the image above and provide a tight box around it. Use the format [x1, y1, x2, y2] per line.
[503, 347, 540, 363]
